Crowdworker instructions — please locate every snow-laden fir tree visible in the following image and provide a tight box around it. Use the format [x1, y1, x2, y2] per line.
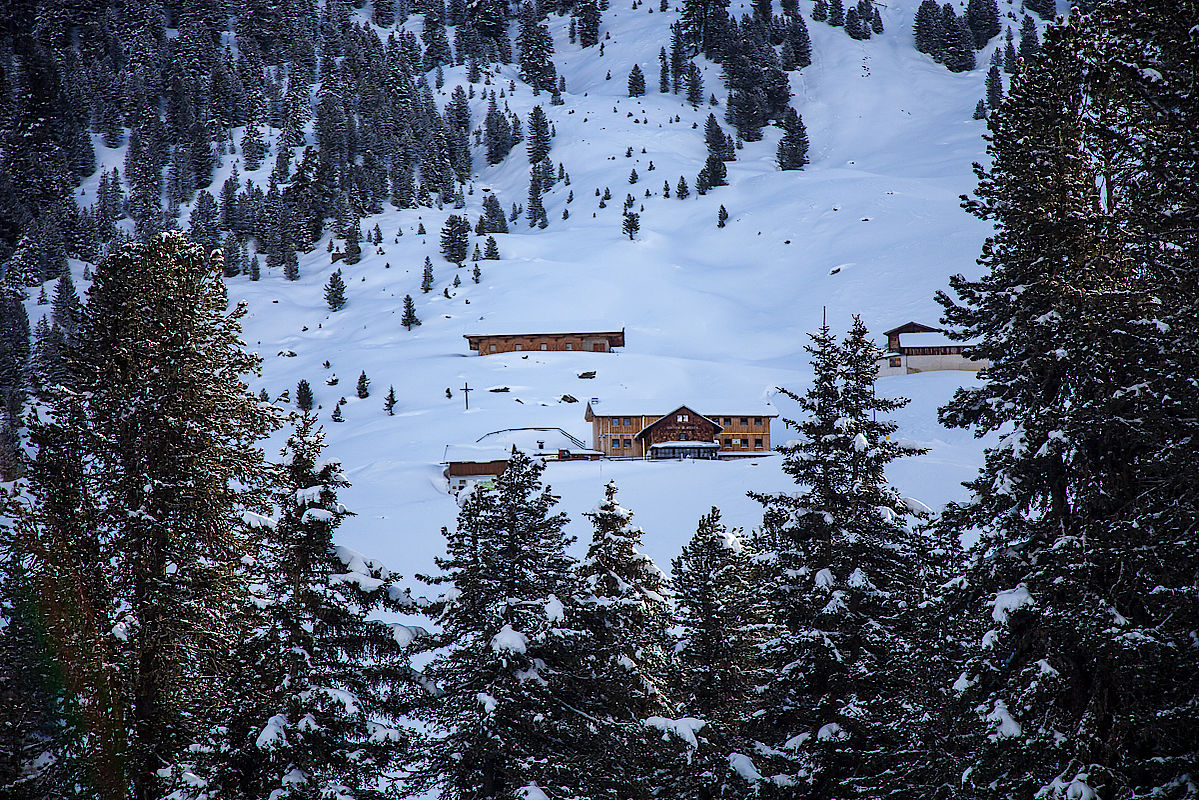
[356, 370, 370, 398]
[296, 378, 314, 411]
[401, 295, 421, 330]
[168, 412, 424, 799]
[414, 451, 591, 799]
[325, 268, 346, 310]
[749, 316, 932, 798]
[776, 108, 809, 170]
[10, 233, 280, 800]
[933, 4, 1199, 797]
[669, 507, 785, 798]
[422, 257, 435, 293]
[575, 482, 676, 799]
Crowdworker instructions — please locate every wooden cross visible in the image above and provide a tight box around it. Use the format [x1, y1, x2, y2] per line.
[462, 382, 472, 411]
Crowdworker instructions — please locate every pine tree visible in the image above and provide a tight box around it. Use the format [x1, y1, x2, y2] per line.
[575, 483, 675, 797]
[383, 386, 397, 415]
[966, 0, 1000, 48]
[297, 378, 315, 411]
[171, 413, 422, 799]
[527, 106, 552, 164]
[750, 317, 931, 795]
[913, 0, 942, 56]
[670, 508, 784, 796]
[717, 205, 728, 227]
[627, 64, 646, 97]
[325, 269, 347, 311]
[622, 211, 640, 240]
[776, 108, 810, 170]
[1018, 14, 1040, 61]
[685, 63, 705, 106]
[415, 452, 587, 797]
[1003, 27, 1019, 73]
[676, 176, 690, 199]
[577, 0, 602, 47]
[422, 257, 435, 293]
[483, 236, 501, 260]
[517, 2, 558, 92]
[401, 295, 420, 330]
[440, 215, 471, 263]
[13, 233, 280, 800]
[932, 6, 1199, 797]
[828, 0, 844, 25]
[985, 61, 1004, 110]
[356, 371, 370, 398]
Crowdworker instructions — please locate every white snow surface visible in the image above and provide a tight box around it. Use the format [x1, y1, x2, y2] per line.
[490, 624, 529, 654]
[992, 584, 1034, 623]
[645, 716, 707, 748]
[66, 0, 1011, 658]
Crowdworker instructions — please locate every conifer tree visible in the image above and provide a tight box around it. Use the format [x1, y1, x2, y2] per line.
[575, 483, 675, 798]
[170, 413, 422, 799]
[297, 378, 315, 411]
[415, 452, 587, 798]
[985, 61, 1004, 110]
[13, 233, 280, 800]
[422, 257, 435, 293]
[966, 0, 1000, 48]
[577, 0, 602, 47]
[325, 268, 347, 310]
[440, 216, 471, 263]
[401, 295, 420, 330]
[933, 6, 1199, 797]
[670, 508, 783, 796]
[750, 317, 931, 795]
[622, 211, 640, 240]
[383, 386, 397, 415]
[356, 371, 370, 398]
[627, 64, 646, 96]
[527, 106, 552, 164]
[776, 108, 810, 170]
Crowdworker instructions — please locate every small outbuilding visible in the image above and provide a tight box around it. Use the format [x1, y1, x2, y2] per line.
[876, 321, 987, 377]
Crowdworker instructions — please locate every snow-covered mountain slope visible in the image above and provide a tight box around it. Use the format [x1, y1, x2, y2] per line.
[89, 0, 1012, 578]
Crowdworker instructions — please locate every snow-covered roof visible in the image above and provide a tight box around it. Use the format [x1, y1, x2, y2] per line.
[442, 444, 513, 464]
[586, 395, 777, 418]
[475, 427, 600, 454]
[463, 320, 625, 337]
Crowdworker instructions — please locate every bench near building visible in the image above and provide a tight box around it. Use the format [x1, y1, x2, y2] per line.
[876, 322, 987, 377]
[584, 398, 778, 459]
[464, 327, 625, 355]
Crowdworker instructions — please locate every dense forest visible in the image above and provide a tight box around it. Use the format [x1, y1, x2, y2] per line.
[1, 0, 1197, 797]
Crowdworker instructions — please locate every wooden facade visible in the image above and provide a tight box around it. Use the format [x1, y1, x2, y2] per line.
[464, 329, 625, 356]
[585, 402, 776, 458]
[878, 321, 987, 376]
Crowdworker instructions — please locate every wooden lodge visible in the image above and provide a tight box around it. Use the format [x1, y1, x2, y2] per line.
[442, 428, 602, 494]
[464, 327, 625, 356]
[876, 321, 987, 377]
[584, 398, 778, 459]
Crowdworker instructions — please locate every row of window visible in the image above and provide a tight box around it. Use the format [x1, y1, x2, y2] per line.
[723, 438, 764, 448]
[610, 438, 764, 450]
[608, 415, 766, 429]
[612, 438, 634, 449]
[489, 343, 580, 352]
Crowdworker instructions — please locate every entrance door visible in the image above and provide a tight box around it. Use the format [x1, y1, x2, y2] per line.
[592, 342, 606, 352]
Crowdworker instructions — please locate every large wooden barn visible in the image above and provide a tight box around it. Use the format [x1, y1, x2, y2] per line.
[876, 321, 987, 376]
[584, 398, 778, 459]
[464, 327, 625, 356]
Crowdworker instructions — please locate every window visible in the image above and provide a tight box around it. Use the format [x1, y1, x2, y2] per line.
[889, 356, 902, 367]
[723, 417, 731, 425]
[612, 438, 621, 449]
[754, 438, 763, 448]
[540, 344, 548, 350]
[489, 344, 496, 352]
[754, 417, 762, 426]
[623, 417, 631, 426]
[732, 438, 741, 446]
[740, 418, 748, 425]
[679, 432, 689, 441]
[623, 439, 632, 448]
[678, 414, 689, 422]
[566, 343, 573, 350]
[514, 344, 523, 351]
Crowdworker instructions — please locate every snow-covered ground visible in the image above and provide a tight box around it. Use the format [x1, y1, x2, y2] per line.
[74, 0, 1013, 582]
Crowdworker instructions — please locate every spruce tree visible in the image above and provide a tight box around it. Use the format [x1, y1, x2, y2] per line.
[933, 6, 1199, 797]
[356, 371, 370, 398]
[401, 295, 420, 330]
[966, 0, 1000, 48]
[415, 452, 588, 798]
[776, 108, 810, 170]
[750, 317, 931, 796]
[297, 379, 315, 411]
[13, 233, 280, 800]
[627, 64, 646, 97]
[421, 257, 435, 294]
[670, 508, 784, 797]
[527, 106, 552, 164]
[325, 269, 347, 310]
[440, 216, 471, 263]
[622, 211, 640, 240]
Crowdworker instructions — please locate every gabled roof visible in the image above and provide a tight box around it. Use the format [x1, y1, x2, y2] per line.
[882, 321, 941, 337]
[634, 405, 723, 440]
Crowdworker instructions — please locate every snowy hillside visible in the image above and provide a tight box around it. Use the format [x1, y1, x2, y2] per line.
[83, 0, 1008, 580]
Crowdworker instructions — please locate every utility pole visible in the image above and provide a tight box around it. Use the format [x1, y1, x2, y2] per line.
[462, 382, 472, 410]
